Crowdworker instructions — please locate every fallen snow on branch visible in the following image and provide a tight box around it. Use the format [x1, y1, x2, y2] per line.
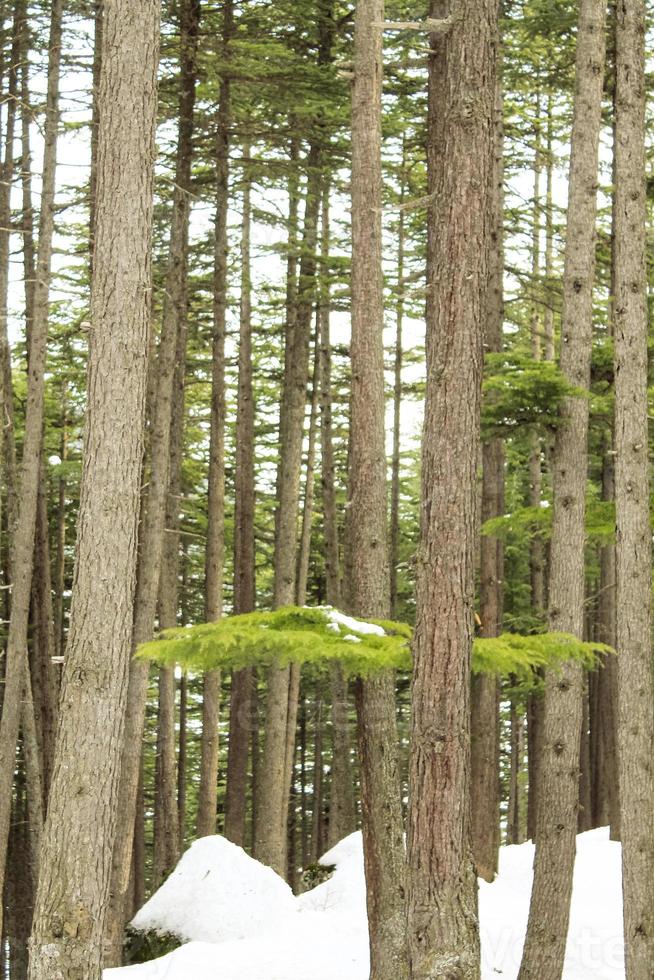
[321, 607, 386, 637]
[105, 828, 624, 980]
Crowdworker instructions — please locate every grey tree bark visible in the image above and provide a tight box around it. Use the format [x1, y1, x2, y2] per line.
[318, 185, 356, 850]
[27, 2, 159, 975]
[256, 1, 335, 876]
[349, 4, 408, 979]
[407, 1, 497, 977]
[0, 0, 62, 934]
[224, 147, 255, 847]
[471, 71, 504, 884]
[518, 1, 607, 976]
[613, 1, 654, 975]
[106, 0, 200, 953]
[152, 0, 200, 886]
[197, 0, 233, 840]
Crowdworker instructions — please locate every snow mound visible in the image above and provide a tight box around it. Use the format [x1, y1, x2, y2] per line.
[129, 835, 295, 944]
[297, 831, 366, 915]
[107, 828, 625, 980]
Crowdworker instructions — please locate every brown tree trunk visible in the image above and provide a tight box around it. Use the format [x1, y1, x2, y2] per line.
[178, 672, 188, 852]
[224, 147, 255, 847]
[349, 5, 407, 979]
[106, 1, 199, 954]
[0, 0, 62, 931]
[197, 0, 231, 841]
[613, 2, 654, 974]
[310, 695, 324, 863]
[471, 71, 504, 884]
[389, 145, 406, 621]
[518, 2, 606, 976]
[27, 3, 159, 974]
[578, 678, 593, 832]
[407, 3, 497, 977]
[296, 331, 320, 605]
[152, 0, 199, 885]
[257, 14, 334, 877]
[317, 185, 356, 850]
[507, 702, 524, 845]
[6, 754, 33, 980]
[528, 95, 547, 620]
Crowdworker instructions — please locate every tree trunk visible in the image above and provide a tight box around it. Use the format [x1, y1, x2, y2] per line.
[296, 331, 320, 606]
[197, 0, 231, 841]
[224, 146, 255, 847]
[178, 671, 188, 852]
[106, 1, 199, 954]
[389, 144, 406, 621]
[349, 4, 408, 978]
[578, 677, 592, 832]
[613, 2, 654, 974]
[152, 0, 199, 884]
[507, 701, 524, 845]
[528, 95, 547, 620]
[27, 3, 159, 974]
[471, 71, 504, 885]
[407, 2, 497, 977]
[518, 2, 606, 976]
[0, 0, 62, 932]
[317, 184, 356, 849]
[255, 3, 335, 877]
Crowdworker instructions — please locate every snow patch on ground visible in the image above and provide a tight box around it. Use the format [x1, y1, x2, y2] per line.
[106, 828, 625, 980]
[129, 835, 295, 945]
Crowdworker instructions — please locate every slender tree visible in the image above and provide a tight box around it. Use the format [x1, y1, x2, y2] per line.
[27, 1, 160, 974]
[256, 1, 335, 876]
[150, 0, 200, 886]
[407, 2, 497, 977]
[107, 0, 201, 952]
[0, 0, 62, 928]
[349, 4, 408, 979]
[319, 184, 356, 849]
[197, 0, 233, 840]
[518, 1, 607, 976]
[472, 72, 505, 882]
[613, 0, 654, 975]
[224, 146, 256, 846]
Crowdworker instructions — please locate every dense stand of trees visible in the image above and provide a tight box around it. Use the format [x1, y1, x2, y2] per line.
[0, 1, 652, 979]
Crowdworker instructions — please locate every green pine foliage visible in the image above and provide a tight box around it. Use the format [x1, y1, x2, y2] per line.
[138, 606, 611, 692]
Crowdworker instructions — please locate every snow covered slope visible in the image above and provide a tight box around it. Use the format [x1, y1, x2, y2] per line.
[129, 835, 295, 945]
[106, 827, 624, 980]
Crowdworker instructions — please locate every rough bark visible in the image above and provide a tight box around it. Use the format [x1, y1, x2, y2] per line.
[106, 0, 199, 952]
[152, 0, 199, 885]
[507, 701, 524, 845]
[407, 2, 497, 977]
[296, 332, 320, 605]
[224, 150, 255, 847]
[528, 95, 547, 620]
[0, 0, 62, 931]
[471, 70, 504, 885]
[389, 145, 405, 621]
[518, 2, 606, 976]
[613, 1, 654, 974]
[257, 5, 334, 876]
[197, 0, 231, 841]
[349, 3, 408, 978]
[27, 3, 159, 974]
[317, 185, 356, 849]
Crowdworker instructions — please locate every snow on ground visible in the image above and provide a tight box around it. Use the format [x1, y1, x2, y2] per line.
[106, 828, 624, 980]
[129, 835, 296, 944]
